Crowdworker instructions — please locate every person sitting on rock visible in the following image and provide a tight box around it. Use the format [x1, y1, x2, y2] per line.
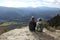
[29, 16, 36, 31]
[36, 18, 44, 32]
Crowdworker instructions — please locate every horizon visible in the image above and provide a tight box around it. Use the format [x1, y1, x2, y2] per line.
[0, 0, 60, 8]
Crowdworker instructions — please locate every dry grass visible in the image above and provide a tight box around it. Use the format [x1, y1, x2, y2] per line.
[0, 22, 17, 26]
[45, 26, 56, 32]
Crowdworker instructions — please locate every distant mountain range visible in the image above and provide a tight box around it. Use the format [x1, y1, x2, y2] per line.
[0, 6, 60, 22]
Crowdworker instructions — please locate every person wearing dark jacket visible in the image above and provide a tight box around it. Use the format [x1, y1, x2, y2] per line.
[29, 16, 36, 31]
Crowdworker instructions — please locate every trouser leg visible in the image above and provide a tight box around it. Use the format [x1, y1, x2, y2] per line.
[40, 27, 43, 32]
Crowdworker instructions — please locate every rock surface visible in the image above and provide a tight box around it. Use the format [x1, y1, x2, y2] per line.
[0, 26, 59, 40]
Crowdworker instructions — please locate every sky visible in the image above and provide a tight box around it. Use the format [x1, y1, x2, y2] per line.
[0, 0, 60, 8]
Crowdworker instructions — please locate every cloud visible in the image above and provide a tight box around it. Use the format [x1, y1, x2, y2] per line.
[0, 1, 43, 8]
[47, 4, 60, 8]
[56, 0, 60, 2]
[28, 1, 44, 7]
[0, 0, 60, 8]
[0, 1, 28, 7]
[43, 0, 55, 2]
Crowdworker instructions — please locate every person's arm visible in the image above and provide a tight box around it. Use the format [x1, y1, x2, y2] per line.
[29, 21, 31, 27]
[29, 21, 32, 27]
[34, 22, 36, 27]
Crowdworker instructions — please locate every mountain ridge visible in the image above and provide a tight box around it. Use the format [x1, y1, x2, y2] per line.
[0, 6, 60, 22]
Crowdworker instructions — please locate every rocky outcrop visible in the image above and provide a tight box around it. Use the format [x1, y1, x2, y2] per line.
[0, 26, 59, 40]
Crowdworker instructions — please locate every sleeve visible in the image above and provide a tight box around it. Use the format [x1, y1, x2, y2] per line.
[29, 21, 31, 27]
[34, 22, 36, 27]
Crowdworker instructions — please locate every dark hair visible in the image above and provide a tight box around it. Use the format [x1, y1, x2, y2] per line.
[30, 16, 35, 22]
[31, 16, 35, 20]
[38, 18, 42, 21]
[39, 19, 42, 21]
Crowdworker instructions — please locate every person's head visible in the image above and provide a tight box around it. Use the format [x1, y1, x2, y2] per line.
[37, 18, 42, 22]
[31, 16, 35, 22]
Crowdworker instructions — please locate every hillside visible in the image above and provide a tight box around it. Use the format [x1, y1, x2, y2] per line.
[0, 26, 60, 40]
[47, 14, 60, 29]
[0, 6, 60, 22]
